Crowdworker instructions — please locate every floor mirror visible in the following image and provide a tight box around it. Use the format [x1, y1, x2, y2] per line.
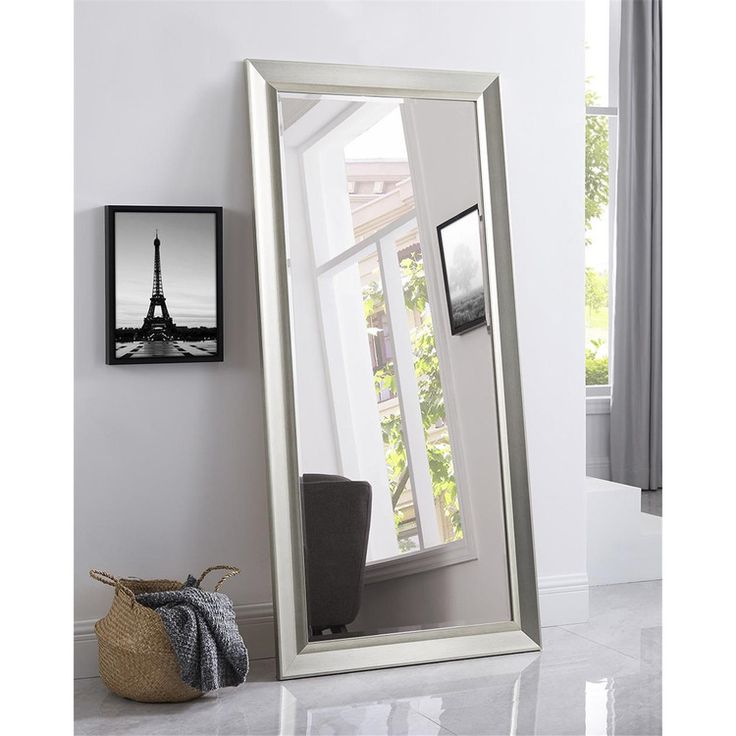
[245, 59, 540, 679]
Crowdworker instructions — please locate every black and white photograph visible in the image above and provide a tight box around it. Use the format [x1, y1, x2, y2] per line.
[105, 206, 223, 364]
[437, 205, 487, 335]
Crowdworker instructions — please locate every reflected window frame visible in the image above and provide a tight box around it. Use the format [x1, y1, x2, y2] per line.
[280, 96, 478, 582]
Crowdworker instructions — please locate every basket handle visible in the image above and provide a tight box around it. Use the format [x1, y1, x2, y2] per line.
[89, 569, 136, 605]
[196, 565, 240, 592]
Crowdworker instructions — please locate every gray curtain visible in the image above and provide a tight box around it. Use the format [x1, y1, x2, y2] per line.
[610, 0, 662, 490]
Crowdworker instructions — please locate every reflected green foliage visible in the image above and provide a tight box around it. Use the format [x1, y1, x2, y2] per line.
[363, 256, 463, 543]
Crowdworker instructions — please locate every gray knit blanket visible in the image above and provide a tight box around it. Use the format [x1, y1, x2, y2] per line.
[136, 576, 248, 693]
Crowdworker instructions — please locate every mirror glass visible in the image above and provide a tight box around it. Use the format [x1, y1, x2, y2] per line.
[277, 92, 512, 641]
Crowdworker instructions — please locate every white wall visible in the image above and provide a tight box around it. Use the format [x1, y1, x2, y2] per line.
[75, 0, 587, 675]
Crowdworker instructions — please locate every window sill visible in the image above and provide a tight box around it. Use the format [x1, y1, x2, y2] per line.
[364, 539, 477, 585]
[586, 385, 611, 416]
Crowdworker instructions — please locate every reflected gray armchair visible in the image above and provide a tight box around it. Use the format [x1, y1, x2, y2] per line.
[301, 474, 372, 636]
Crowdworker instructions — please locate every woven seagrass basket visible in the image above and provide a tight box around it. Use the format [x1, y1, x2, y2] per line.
[90, 565, 240, 703]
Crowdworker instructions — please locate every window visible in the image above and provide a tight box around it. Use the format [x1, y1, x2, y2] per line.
[345, 111, 463, 560]
[585, 0, 620, 390]
[278, 92, 479, 579]
[301, 103, 469, 567]
[322, 229, 461, 558]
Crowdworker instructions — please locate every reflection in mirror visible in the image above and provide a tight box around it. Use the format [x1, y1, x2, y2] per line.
[278, 92, 511, 641]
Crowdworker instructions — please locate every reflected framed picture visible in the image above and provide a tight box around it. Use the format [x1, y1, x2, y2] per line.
[105, 205, 223, 365]
[437, 204, 487, 335]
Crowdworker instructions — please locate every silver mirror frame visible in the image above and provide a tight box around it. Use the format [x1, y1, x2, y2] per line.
[245, 59, 540, 680]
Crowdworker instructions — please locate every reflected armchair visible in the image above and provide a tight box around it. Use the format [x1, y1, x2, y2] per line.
[301, 474, 372, 636]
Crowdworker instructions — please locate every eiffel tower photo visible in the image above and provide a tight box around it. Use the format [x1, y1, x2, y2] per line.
[139, 230, 177, 341]
[107, 206, 223, 364]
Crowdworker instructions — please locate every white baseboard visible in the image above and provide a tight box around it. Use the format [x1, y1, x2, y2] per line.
[537, 573, 589, 627]
[74, 602, 275, 680]
[75, 572, 591, 679]
[74, 620, 100, 682]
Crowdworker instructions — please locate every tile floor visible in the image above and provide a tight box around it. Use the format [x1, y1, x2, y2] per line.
[74, 581, 661, 735]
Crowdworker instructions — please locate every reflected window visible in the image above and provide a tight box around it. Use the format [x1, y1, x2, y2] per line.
[298, 100, 466, 562]
[585, 679, 614, 734]
[346, 110, 463, 558]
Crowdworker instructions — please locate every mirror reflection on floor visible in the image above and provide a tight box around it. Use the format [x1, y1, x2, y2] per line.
[74, 582, 662, 736]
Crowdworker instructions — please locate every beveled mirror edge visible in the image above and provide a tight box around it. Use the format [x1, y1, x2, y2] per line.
[284, 628, 540, 680]
[477, 78, 541, 644]
[244, 60, 307, 679]
[247, 58, 497, 101]
[245, 59, 540, 680]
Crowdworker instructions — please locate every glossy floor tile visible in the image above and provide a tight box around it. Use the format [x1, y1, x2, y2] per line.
[75, 581, 661, 735]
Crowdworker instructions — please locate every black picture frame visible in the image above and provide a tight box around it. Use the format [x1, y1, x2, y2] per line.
[105, 205, 224, 365]
[436, 204, 487, 336]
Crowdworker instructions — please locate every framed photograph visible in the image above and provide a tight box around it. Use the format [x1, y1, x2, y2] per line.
[437, 204, 487, 335]
[105, 205, 223, 364]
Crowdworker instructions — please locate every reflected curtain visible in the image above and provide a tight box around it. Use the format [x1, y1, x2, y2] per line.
[610, 0, 662, 490]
